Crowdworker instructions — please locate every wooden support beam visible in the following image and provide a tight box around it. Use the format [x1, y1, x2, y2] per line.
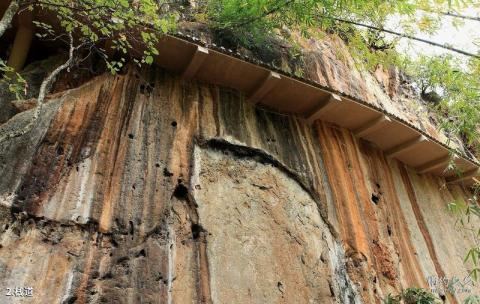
[385, 135, 427, 158]
[354, 115, 391, 137]
[415, 155, 451, 174]
[446, 168, 480, 184]
[182, 45, 209, 79]
[247, 71, 281, 104]
[7, 10, 33, 72]
[306, 93, 342, 124]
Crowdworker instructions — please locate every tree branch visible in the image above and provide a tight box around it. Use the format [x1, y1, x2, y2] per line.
[0, 0, 19, 38]
[0, 32, 76, 143]
[328, 16, 480, 59]
[431, 10, 480, 22]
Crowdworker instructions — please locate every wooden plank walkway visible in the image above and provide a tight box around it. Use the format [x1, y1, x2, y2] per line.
[154, 34, 479, 185]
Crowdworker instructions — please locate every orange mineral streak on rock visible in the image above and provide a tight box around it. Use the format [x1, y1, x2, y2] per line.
[315, 121, 437, 300]
[315, 122, 371, 260]
[75, 242, 96, 303]
[97, 75, 134, 233]
[398, 164, 458, 304]
[168, 77, 200, 184]
[364, 146, 426, 289]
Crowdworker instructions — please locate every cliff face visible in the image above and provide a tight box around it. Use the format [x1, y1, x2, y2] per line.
[0, 67, 477, 303]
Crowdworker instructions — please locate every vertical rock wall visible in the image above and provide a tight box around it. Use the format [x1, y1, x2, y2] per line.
[0, 67, 476, 303]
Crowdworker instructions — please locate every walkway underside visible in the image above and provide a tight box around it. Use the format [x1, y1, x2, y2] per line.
[153, 34, 479, 185]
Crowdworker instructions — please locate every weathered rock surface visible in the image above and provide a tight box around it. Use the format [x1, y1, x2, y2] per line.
[0, 67, 477, 303]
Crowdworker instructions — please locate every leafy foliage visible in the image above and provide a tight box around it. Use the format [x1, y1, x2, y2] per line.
[403, 55, 480, 153]
[0, 58, 26, 99]
[383, 293, 402, 304]
[205, 0, 414, 47]
[465, 295, 480, 304]
[447, 187, 480, 282]
[403, 287, 439, 304]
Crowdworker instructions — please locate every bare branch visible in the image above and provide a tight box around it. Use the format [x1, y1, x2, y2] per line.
[0, 0, 19, 38]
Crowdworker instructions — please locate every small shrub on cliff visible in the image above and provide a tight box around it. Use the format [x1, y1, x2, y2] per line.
[464, 295, 480, 304]
[382, 288, 439, 304]
[463, 295, 480, 304]
[402, 287, 438, 304]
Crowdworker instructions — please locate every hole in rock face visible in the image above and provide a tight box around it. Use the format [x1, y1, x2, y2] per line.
[103, 272, 113, 279]
[387, 225, 392, 236]
[371, 193, 380, 205]
[173, 183, 188, 199]
[328, 282, 335, 297]
[191, 223, 202, 240]
[440, 294, 446, 302]
[171, 121, 177, 127]
[128, 133, 134, 139]
[163, 168, 174, 177]
[129, 221, 134, 235]
[56, 146, 64, 156]
[65, 295, 78, 304]
[139, 83, 153, 95]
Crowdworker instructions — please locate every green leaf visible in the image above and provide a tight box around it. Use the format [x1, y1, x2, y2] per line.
[145, 55, 154, 65]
